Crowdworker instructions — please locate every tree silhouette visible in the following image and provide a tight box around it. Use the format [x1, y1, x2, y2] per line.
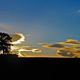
[0, 32, 12, 54]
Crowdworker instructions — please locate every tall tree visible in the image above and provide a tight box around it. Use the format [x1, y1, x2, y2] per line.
[0, 32, 12, 54]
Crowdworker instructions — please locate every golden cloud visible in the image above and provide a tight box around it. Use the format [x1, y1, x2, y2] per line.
[11, 45, 42, 56]
[39, 39, 80, 58]
[10, 33, 25, 44]
[59, 39, 80, 45]
[10, 33, 22, 42]
[32, 49, 42, 53]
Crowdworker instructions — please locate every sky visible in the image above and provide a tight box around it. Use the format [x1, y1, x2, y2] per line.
[0, 0, 80, 54]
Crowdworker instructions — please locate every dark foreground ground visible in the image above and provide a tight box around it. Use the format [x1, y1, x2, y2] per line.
[0, 54, 80, 73]
[0, 54, 79, 65]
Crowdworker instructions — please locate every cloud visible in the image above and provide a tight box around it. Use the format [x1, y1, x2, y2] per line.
[57, 49, 75, 57]
[41, 43, 65, 48]
[59, 39, 80, 45]
[39, 39, 80, 57]
[32, 49, 42, 53]
[77, 9, 80, 13]
[17, 48, 42, 57]
[66, 39, 80, 44]
[11, 33, 25, 44]
[18, 52, 24, 57]
[75, 9, 80, 16]
[38, 43, 50, 45]
[11, 45, 42, 56]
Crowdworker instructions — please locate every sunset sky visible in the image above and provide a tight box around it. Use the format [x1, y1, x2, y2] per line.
[0, 0, 80, 54]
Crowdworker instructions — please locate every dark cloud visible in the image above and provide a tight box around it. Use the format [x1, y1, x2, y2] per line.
[42, 44, 65, 48]
[57, 49, 75, 57]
